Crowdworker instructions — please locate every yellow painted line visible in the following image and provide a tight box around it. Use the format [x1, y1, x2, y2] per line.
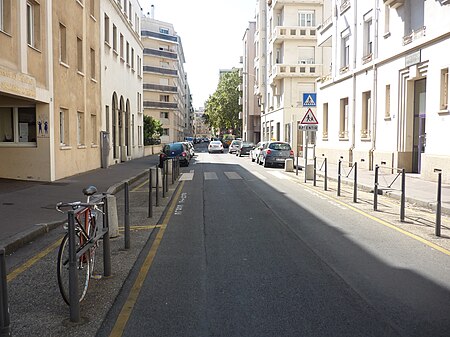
[132, 179, 149, 192]
[7, 238, 62, 282]
[109, 181, 185, 337]
[291, 177, 450, 257]
[118, 225, 161, 231]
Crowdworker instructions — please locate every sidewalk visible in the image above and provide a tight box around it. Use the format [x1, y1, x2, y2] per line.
[294, 158, 450, 216]
[0, 155, 160, 253]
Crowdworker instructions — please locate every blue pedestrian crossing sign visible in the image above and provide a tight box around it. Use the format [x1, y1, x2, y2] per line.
[302, 93, 316, 107]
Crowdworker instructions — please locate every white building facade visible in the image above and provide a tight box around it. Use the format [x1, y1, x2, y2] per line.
[101, 0, 144, 166]
[316, 0, 450, 183]
[255, 0, 326, 156]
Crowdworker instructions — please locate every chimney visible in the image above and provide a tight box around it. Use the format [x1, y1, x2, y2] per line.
[150, 5, 154, 19]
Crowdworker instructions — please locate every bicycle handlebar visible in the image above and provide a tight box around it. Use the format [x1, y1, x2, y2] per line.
[56, 200, 104, 213]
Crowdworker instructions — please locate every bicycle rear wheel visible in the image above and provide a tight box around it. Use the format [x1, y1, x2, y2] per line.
[56, 232, 91, 305]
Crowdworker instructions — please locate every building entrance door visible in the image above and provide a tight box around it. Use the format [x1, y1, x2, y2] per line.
[412, 78, 426, 173]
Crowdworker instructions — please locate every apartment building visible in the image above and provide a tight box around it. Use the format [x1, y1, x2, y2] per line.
[193, 108, 210, 138]
[0, 0, 102, 181]
[141, 14, 191, 144]
[316, 0, 450, 183]
[255, 0, 326, 157]
[241, 21, 261, 144]
[101, 0, 144, 165]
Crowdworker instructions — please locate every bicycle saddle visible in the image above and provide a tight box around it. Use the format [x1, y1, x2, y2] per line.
[82, 185, 98, 196]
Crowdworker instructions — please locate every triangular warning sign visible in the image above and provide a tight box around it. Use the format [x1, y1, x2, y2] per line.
[301, 108, 319, 124]
[304, 95, 315, 106]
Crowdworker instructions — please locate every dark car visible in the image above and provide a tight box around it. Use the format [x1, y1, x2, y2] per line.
[236, 141, 254, 157]
[159, 142, 190, 167]
[258, 141, 294, 167]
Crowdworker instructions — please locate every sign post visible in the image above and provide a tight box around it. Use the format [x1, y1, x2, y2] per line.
[300, 94, 318, 182]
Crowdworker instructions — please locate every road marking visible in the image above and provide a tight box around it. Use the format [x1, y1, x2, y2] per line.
[224, 171, 242, 180]
[109, 181, 185, 337]
[118, 225, 161, 231]
[204, 172, 218, 180]
[180, 172, 194, 181]
[7, 238, 62, 282]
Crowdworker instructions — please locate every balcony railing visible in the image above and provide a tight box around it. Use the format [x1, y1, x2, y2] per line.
[272, 26, 317, 43]
[362, 53, 373, 64]
[403, 26, 426, 46]
[317, 16, 333, 35]
[143, 101, 178, 109]
[340, 0, 351, 14]
[272, 0, 323, 10]
[270, 63, 321, 82]
[143, 66, 178, 76]
[141, 30, 178, 42]
[143, 48, 177, 59]
[143, 83, 178, 92]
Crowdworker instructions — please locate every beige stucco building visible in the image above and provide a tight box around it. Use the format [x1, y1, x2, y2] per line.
[141, 14, 192, 144]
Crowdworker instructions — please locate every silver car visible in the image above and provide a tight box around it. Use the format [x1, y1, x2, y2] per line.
[250, 141, 267, 164]
[258, 141, 294, 168]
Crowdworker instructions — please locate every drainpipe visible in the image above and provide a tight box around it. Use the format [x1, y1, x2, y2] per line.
[370, 0, 379, 170]
[350, 0, 357, 163]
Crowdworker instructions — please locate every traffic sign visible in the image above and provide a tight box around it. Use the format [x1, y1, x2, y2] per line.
[300, 108, 319, 124]
[299, 124, 318, 131]
[303, 93, 316, 107]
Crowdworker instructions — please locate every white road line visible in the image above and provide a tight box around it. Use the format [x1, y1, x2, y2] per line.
[204, 172, 218, 180]
[179, 173, 194, 181]
[224, 172, 242, 180]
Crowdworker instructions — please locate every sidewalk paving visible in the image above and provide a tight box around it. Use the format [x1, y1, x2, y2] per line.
[0, 155, 160, 253]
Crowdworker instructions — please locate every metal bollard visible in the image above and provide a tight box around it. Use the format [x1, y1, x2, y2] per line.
[68, 210, 80, 322]
[324, 158, 328, 191]
[400, 168, 406, 222]
[102, 195, 111, 277]
[124, 182, 130, 249]
[374, 165, 379, 211]
[353, 162, 358, 203]
[436, 172, 442, 237]
[156, 166, 160, 206]
[171, 159, 175, 185]
[313, 157, 317, 187]
[337, 159, 342, 197]
[165, 159, 169, 193]
[296, 151, 299, 176]
[162, 161, 166, 198]
[0, 248, 11, 337]
[148, 169, 153, 218]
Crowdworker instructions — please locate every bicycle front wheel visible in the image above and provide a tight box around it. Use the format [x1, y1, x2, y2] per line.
[56, 232, 91, 305]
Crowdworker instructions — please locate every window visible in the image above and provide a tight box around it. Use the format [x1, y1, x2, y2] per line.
[159, 27, 169, 34]
[160, 112, 169, 119]
[162, 128, 169, 136]
[126, 41, 129, 65]
[112, 24, 117, 51]
[284, 123, 291, 143]
[0, 0, 11, 33]
[91, 113, 97, 145]
[323, 103, 328, 139]
[384, 5, 390, 36]
[385, 85, 391, 118]
[77, 37, 83, 72]
[361, 91, 371, 139]
[341, 35, 350, 71]
[90, 48, 95, 79]
[27, 1, 41, 49]
[77, 112, 85, 145]
[131, 48, 134, 69]
[299, 11, 315, 27]
[339, 98, 349, 138]
[440, 68, 449, 110]
[59, 23, 67, 64]
[298, 46, 315, 64]
[104, 14, 110, 45]
[0, 107, 37, 143]
[120, 33, 124, 60]
[105, 105, 110, 132]
[60, 109, 69, 146]
[160, 61, 169, 69]
[364, 19, 373, 56]
[160, 95, 169, 102]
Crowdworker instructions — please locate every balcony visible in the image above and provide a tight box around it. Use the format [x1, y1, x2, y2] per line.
[143, 48, 177, 59]
[269, 63, 321, 84]
[143, 83, 178, 93]
[340, 0, 350, 14]
[143, 101, 178, 110]
[141, 30, 178, 42]
[272, 26, 317, 44]
[272, 0, 323, 10]
[383, 0, 404, 8]
[143, 66, 178, 76]
[403, 26, 426, 46]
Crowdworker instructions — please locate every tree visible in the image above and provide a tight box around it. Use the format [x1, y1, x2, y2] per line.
[204, 70, 241, 136]
[143, 115, 163, 145]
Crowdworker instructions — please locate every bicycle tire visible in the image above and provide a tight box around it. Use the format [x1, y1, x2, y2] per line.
[56, 232, 91, 305]
[88, 216, 97, 276]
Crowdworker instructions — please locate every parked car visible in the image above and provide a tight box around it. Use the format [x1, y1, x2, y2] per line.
[250, 141, 267, 163]
[236, 141, 254, 157]
[159, 142, 190, 167]
[181, 141, 195, 157]
[208, 140, 224, 153]
[228, 140, 242, 154]
[258, 141, 294, 168]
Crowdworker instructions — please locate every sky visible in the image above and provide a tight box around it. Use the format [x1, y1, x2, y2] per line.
[141, 0, 257, 109]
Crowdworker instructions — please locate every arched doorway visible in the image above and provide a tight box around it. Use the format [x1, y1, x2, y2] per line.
[112, 93, 118, 160]
[126, 99, 130, 157]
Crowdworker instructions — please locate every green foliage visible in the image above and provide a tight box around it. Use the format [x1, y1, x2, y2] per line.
[143, 115, 163, 145]
[204, 70, 241, 136]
